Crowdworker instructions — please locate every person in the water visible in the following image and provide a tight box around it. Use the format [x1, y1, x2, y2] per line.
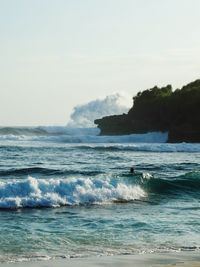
[130, 167, 135, 174]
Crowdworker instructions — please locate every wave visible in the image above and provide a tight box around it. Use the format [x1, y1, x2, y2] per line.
[0, 171, 199, 209]
[0, 127, 168, 143]
[0, 126, 99, 136]
[0, 176, 146, 209]
[73, 143, 200, 152]
[141, 171, 200, 196]
[1, 142, 199, 152]
[0, 127, 49, 136]
[0, 167, 102, 177]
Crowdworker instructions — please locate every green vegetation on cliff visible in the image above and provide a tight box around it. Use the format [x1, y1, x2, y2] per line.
[94, 80, 200, 142]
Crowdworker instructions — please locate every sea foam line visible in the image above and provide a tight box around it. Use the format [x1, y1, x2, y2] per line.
[0, 131, 168, 143]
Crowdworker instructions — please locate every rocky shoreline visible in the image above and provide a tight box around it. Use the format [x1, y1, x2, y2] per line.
[95, 80, 200, 143]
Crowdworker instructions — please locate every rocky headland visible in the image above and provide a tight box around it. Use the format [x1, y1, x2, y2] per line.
[94, 80, 200, 143]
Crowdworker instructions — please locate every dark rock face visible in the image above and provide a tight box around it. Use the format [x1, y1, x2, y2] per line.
[95, 114, 135, 135]
[94, 80, 200, 143]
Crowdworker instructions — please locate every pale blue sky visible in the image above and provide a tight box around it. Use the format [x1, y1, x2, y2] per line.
[0, 0, 200, 125]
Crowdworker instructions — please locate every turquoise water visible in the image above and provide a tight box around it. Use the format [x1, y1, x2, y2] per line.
[0, 128, 200, 263]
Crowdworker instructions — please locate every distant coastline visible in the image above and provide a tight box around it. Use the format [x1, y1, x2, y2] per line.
[94, 80, 200, 143]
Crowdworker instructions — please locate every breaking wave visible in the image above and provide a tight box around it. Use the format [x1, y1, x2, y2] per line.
[0, 171, 199, 209]
[74, 143, 200, 152]
[0, 176, 146, 209]
[0, 127, 168, 143]
[67, 93, 132, 127]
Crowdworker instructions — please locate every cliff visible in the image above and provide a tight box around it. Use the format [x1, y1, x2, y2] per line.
[94, 80, 200, 143]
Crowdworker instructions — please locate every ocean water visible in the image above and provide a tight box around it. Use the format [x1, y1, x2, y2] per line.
[0, 127, 200, 263]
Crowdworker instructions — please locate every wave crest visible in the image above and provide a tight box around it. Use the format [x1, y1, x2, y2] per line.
[0, 171, 199, 209]
[0, 176, 146, 209]
[0, 129, 168, 144]
[142, 171, 200, 195]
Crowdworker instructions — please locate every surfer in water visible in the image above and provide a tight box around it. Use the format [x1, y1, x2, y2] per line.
[130, 167, 135, 174]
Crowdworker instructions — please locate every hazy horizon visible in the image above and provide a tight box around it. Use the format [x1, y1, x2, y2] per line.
[0, 0, 200, 126]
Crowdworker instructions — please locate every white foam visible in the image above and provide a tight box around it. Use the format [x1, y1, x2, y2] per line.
[0, 130, 168, 143]
[1, 131, 200, 152]
[67, 93, 132, 127]
[0, 176, 146, 209]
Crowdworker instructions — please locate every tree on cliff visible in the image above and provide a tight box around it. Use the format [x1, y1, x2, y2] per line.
[94, 79, 200, 142]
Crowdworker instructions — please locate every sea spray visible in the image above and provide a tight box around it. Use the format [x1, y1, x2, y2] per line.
[67, 93, 132, 127]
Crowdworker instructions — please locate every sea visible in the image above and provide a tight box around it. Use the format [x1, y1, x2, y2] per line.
[0, 126, 200, 263]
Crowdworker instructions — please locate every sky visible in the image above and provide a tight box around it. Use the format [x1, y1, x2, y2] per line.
[0, 0, 200, 126]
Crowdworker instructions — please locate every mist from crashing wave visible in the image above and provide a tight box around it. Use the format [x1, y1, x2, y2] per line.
[67, 92, 132, 127]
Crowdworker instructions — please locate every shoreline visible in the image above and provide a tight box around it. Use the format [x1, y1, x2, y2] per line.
[1, 251, 200, 267]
